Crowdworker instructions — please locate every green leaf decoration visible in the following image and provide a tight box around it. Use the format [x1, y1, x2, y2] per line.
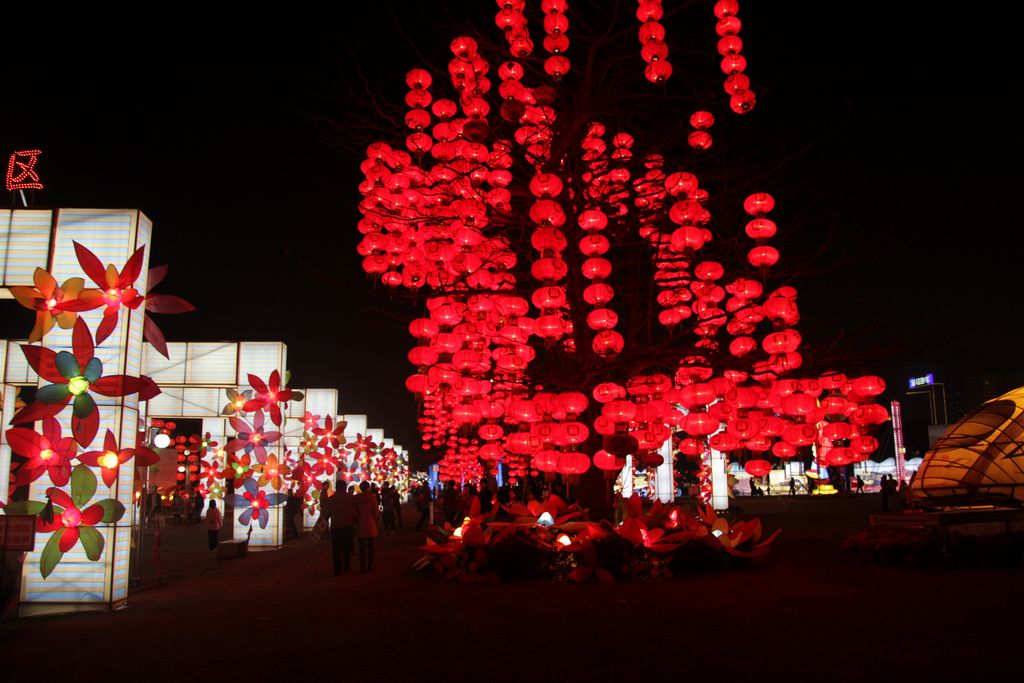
[71, 464, 98, 508]
[54, 350, 82, 380]
[78, 526, 105, 561]
[83, 357, 103, 383]
[95, 499, 127, 523]
[2, 501, 48, 516]
[284, 370, 292, 386]
[73, 392, 96, 419]
[40, 528, 66, 579]
[226, 388, 238, 401]
[37, 383, 71, 403]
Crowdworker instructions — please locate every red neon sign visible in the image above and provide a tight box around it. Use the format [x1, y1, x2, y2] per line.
[6, 149, 43, 191]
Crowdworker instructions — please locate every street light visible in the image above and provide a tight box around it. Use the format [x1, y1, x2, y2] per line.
[130, 425, 165, 588]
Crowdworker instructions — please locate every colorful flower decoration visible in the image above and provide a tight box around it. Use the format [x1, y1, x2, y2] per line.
[12, 318, 150, 447]
[224, 452, 254, 483]
[225, 477, 286, 529]
[256, 453, 290, 491]
[77, 429, 139, 487]
[8, 268, 102, 343]
[201, 457, 224, 487]
[4, 416, 78, 487]
[222, 388, 253, 416]
[224, 410, 281, 464]
[242, 370, 304, 427]
[140, 264, 196, 359]
[4, 464, 126, 578]
[72, 241, 147, 345]
[310, 447, 339, 478]
[314, 416, 347, 451]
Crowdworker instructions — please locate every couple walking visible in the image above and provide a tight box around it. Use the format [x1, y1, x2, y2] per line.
[320, 480, 380, 575]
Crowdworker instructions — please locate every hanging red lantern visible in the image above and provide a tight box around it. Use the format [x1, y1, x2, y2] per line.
[592, 449, 622, 471]
[748, 246, 780, 267]
[744, 459, 771, 478]
[772, 441, 796, 459]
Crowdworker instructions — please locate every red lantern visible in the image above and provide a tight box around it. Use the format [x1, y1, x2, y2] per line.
[744, 459, 771, 478]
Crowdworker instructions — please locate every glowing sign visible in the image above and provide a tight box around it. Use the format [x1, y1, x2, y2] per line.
[908, 374, 934, 389]
[6, 149, 43, 191]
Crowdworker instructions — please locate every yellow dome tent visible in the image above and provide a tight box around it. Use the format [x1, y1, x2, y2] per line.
[911, 386, 1024, 505]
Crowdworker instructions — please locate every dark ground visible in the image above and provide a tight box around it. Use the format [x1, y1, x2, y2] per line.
[1, 496, 1019, 682]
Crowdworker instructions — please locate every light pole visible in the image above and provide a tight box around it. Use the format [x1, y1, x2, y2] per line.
[130, 426, 170, 589]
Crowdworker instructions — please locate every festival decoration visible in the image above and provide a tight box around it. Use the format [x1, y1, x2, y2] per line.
[224, 410, 282, 463]
[8, 268, 101, 342]
[225, 477, 287, 529]
[4, 416, 77, 487]
[4, 464, 127, 578]
[13, 317, 151, 447]
[415, 497, 778, 582]
[242, 370, 303, 427]
[72, 241, 147, 345]
[78, 429, 141, 487]
[222, 388, 253, 416]
[355, 3, 885, 510]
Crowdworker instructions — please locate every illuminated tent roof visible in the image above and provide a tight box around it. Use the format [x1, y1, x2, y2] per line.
[911, 386, 1024, 505]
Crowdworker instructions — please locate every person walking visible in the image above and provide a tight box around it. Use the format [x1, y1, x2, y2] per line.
[788, 478, 796, 496]
[354, 481, 380, 573]
[321, 481, 356, 575]
[855, 475, 865, 494]
[205, 500, 222, 551]
[414, 485, 431, 532]
[381, 482, 397, 533]
[390, 485, 403, 530]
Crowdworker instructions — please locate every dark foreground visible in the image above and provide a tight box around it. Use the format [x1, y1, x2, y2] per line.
[1, 495, 1019, 682]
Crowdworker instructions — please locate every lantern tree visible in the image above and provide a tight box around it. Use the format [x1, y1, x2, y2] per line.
[354, 1, 886, 510]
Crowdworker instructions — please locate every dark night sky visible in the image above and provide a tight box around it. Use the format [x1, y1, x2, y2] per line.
[3, 2, 1022, 458]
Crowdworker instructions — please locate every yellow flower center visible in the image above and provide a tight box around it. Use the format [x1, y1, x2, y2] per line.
[99, 451, 119, 469]
[39, 448, 54, 461]
[68, 376, 90, 396]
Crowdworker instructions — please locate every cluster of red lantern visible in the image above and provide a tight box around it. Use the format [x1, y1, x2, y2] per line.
[496, 1, 532, 58]
[355, 7, 884, 493]
[541, 0, 570, 80]
[714, 0, 756, 114]
[638, 0, 672, 83]
[688, 110, 714, 150]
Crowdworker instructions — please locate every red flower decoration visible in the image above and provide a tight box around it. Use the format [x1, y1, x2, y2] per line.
[201, 458, 224, 487]
[12, 318, 151, 447]
[73, 241, 146, 346]
[242, 371, 303, 427]
[314, 415, 347, 451]
[310, 447, 340, 478]
[77, 429, 138, 487]
[225, 452, 254, 482]
[4, 416, 78, 487]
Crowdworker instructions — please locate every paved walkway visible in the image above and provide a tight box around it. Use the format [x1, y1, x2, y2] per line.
[1, 497, 1020, 682]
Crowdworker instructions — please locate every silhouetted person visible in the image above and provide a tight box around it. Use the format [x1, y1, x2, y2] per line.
[855, 475, 865, 494]
[881, 474, 892, 511]
[323, 482, 356, 575]
[205, 500, 222, 551]
[789, 478, 796, 496]
[355, 481, 380, 573]
[414, 485, 432, 531]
